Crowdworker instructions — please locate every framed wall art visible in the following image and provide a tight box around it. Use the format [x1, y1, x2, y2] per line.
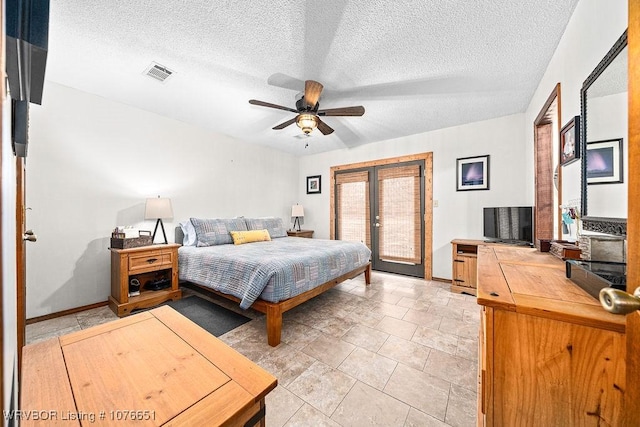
[560, 116, 580, 166]
[586, 138, 623, 184]
[306, 175, 321, 194]
[456, 155, 490, 191]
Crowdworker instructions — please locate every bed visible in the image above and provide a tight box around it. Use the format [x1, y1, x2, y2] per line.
[176, 217, 372, 346]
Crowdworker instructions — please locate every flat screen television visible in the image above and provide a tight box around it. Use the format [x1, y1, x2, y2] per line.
[483, 206, 533, 245]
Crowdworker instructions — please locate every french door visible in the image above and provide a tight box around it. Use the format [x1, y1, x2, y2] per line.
[334, 160, 425, 277]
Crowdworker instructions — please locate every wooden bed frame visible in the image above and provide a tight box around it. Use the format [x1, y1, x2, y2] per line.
[174, 226, 372, 346]
[188, 262, 371, 346]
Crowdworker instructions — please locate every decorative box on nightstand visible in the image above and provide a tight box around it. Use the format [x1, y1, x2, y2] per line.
[286, 229, 314, 238]
[108, 243, 181, 316]
[549, 241, 581, 260]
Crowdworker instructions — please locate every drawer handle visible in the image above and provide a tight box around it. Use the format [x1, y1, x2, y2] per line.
[454, 279, 465, 283]
[454, 260, 464, 263]
[146, 258, 158, 264]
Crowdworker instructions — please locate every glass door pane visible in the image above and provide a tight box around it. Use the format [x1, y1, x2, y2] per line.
[373, 162, 424, 277]
[335, 170, 370, 248]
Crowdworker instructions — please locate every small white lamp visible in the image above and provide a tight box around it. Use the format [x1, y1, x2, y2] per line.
[145, 196, 173, 244]
[291, 204, 304, 232]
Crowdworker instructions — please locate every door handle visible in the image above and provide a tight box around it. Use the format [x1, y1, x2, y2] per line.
[599, 287, 640, 314]
[23, 231, 37, 242]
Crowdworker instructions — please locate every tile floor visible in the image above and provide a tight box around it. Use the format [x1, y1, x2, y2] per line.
[26, 271, 480, 427]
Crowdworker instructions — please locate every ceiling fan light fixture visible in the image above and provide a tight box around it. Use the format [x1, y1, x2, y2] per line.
[296, 114, 317, 134]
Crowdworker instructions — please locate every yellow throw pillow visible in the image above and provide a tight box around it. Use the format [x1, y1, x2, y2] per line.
[230, 229, 271, 245]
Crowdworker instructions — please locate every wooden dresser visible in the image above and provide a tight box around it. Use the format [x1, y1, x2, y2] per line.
[477, 245, 625, 426]
[21, 306, 277, 426]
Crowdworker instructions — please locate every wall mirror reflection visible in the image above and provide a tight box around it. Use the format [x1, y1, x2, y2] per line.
[580, 30, 628, 235]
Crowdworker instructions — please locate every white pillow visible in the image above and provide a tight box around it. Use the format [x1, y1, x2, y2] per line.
[179, 220, 197, 246]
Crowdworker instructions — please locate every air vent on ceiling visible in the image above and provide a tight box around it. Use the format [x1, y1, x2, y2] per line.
[143, 62, 174, 83]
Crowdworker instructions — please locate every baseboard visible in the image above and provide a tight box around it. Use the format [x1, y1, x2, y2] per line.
[431, 276, 450, 283]
[26, 300, 109, 325]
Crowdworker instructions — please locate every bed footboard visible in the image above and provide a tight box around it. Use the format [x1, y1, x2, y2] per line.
[255, 262, 371, 346]
[189, 262, 371, 346]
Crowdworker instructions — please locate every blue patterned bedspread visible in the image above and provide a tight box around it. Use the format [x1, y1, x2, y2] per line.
[178, 237, 371, 309]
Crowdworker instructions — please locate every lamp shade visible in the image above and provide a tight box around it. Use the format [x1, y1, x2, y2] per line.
[145, 197, 173, 219]
[291, 204, 304, 217]
[296, 114, 317, 134]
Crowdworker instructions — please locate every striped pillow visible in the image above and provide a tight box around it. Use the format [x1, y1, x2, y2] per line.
[244, 217, 287, 238]
[190, 218, 247, 246]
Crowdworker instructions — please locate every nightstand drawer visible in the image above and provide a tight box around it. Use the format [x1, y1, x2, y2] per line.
[129, 251, 173, 272]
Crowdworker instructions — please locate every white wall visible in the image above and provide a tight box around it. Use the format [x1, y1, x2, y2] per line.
[298, 113, 529, 279]
[26, 82, 298, 318]
[524, 0, 628, 214]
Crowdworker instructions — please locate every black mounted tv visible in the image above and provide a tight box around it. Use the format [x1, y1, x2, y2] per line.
[483, 206, 533, 245]
[6, 0, 50, 105]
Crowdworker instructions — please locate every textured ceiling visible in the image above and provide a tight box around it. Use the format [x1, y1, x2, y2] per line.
[45, 0, 580, 156]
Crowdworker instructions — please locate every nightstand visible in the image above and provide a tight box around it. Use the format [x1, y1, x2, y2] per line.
[108, 244, 181, 316]
[287, 229, 314, 238]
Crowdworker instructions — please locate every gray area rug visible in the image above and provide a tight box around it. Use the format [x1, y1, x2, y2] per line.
[162, 295, 251, 337]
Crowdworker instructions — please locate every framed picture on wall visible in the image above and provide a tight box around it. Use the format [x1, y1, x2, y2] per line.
[586, 138, 623, 184]
[307, 175, 321, 194]
[560, 116, 580, 166]
[456, 155, 490, 191]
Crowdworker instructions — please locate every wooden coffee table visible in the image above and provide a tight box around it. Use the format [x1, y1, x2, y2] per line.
[21, 306, 277, 426]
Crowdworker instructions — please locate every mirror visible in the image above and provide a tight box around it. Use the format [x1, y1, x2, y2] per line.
[580, 30, 628, 236]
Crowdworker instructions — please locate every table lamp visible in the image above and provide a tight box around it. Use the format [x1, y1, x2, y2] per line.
[291, 204, 304, 232]
[145, 196, 173, 244]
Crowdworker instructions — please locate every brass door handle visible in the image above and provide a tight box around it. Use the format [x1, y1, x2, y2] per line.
[599, 287, 640, 314]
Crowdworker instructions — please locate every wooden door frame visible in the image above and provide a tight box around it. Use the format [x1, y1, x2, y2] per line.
[0, 0, 5, 407]
[625, 2, 639, 425]
[533, 83, 562, 241]
[329, 152, 433, 280]
[16, 157, 26, 374]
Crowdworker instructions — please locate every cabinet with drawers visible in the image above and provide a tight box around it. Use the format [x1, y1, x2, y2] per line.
[451, 239, 480, 296]
[476, 245, 624, 426]
[108, 243, 181, 316]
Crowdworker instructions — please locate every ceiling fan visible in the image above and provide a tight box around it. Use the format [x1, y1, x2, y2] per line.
[249, 80, 365, 136]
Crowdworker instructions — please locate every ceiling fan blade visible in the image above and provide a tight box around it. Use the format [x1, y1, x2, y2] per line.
[249, 99, 298, 113]
[304, 80, 324, 108]
[315, 117, 334, 135]
[267, 73, 305, 91]
[317, 106, 365, 116]
[272, 116, 298, 130]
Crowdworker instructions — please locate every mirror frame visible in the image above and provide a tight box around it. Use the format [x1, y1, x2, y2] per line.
[580, 29, 628, 236]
